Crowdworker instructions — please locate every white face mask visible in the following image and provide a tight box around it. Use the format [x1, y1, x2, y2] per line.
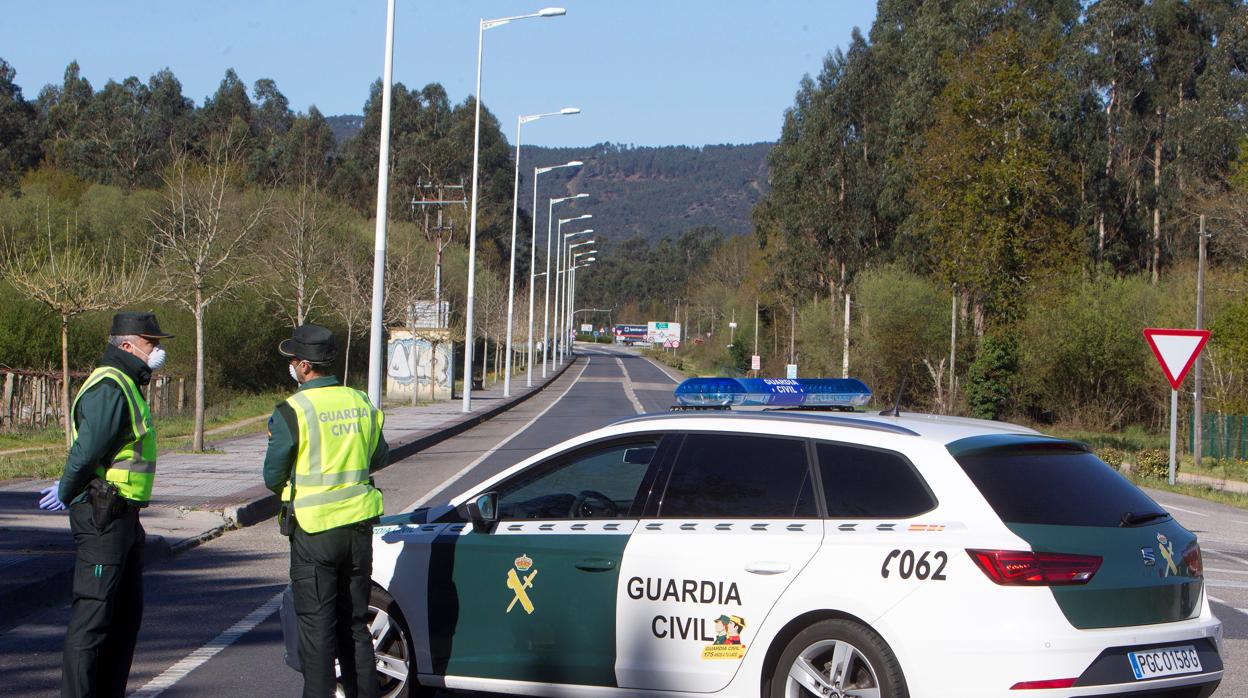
[289, 363, 301, 384]
[145, 346, 168, 371]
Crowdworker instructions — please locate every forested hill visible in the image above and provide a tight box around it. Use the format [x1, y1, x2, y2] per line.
[521, 142, 772, 241]
[328, 114, 770, 241]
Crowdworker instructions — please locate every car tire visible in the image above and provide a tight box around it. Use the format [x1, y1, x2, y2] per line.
[767, 619, 907, 698]
[336, 586, 431, 698]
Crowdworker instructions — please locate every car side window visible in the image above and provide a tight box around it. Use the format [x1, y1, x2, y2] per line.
[816, 442, 936, 518]
[495, 439, 660, 520]
[658, 433, 816, 518]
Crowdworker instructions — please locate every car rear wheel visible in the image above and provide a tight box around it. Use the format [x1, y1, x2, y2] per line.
[768, 619, 907, 698]
[334, 586, 430, 698]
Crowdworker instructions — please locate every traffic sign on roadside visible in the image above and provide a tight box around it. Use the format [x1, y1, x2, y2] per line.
[1143, 328, 1211, 486]
[1144, 328, 1210, 390]
[751, 355, 761, 371]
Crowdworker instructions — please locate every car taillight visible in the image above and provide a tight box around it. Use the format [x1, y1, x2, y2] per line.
[968, 549, 1102, 586]
[1010, 678, 1077, 689]
[1182, 542, 1203, 578]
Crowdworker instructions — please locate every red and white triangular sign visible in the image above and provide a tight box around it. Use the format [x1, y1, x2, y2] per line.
[1143, 328, 1210, 390]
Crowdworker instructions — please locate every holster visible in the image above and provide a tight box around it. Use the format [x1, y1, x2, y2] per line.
[278, 501, 296, 536]
[86, 478, 128, 529]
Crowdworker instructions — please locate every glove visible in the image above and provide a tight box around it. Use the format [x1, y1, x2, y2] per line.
[38, 485, 66, 511]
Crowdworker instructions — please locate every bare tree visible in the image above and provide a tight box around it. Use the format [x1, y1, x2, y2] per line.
[326, 234, 372, 386]
[1, 213, 151, 448]
[148, 125, 271, 451]
[266, 185, 334, 326]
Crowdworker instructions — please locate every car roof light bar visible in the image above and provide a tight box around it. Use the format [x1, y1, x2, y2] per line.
[674, 377, 873, 409]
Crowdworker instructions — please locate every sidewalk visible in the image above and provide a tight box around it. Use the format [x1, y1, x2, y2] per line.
[0, 361, 572, 626]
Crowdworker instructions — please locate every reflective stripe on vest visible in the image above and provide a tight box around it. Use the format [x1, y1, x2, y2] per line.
[71, 366, 157, 503]
[282, 386, 384, 533]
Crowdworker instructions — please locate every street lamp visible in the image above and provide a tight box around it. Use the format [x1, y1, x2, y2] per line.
[568, 257, 596, 351]
[366, 0, 399, 408]
[462, 6, 567, 413]
[560, 242, 595, 361]
[542, 197, 586, 376]
[504, 109, 579, 398]
[551, 218, 591, 367]
[556, 231, 593, 364]
[527, 166, 581, 386]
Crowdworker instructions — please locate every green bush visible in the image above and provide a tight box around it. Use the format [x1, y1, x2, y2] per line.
[1134, 448, 1171, 479]
[1095, 447, 1125, 470]
[967, 334, 1018, 420]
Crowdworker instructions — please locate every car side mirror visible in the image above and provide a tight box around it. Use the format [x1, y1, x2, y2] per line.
[466, 492, 498, 533]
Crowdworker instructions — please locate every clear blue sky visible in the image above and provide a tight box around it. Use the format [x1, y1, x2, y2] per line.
[2, 1, 876, 147]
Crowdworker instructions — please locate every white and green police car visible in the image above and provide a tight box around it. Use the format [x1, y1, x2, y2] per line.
[282, 378, 1223, 698]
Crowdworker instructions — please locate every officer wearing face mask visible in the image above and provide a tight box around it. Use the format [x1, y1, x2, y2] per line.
[38, 311, 172, 698]
[263, 324, 388, 698]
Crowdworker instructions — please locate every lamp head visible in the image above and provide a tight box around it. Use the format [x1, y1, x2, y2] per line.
[538, 7, 567, 17]
[560, 107, 581, 115]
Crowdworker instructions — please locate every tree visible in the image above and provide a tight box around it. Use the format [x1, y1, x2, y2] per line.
[0, 58, 41, 190]
[148, 125, 271, 450]
[384, 234, 435, 404]
[325, 232, 372, 387]
[1, 216, 150, 447]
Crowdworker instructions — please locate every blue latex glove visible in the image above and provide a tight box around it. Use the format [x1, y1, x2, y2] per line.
[38, 485, 66, 511]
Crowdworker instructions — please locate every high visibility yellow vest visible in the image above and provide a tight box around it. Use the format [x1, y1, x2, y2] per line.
[281, 386, 384, 533]
[72, 366, 157, 503]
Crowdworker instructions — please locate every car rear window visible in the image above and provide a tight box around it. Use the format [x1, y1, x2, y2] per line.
[954, 442, 1164, 527]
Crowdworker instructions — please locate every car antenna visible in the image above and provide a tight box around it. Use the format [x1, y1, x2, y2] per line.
[879, 376, 907, 417]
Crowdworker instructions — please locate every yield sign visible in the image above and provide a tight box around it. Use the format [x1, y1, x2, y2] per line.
[1143, 328, 1210, 390]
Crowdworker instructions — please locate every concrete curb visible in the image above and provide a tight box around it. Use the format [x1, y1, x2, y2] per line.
[222, 356, 577, 529]
[0, 358, 576, 627]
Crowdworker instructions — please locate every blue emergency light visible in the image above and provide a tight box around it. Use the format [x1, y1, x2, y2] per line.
[674, 377, 872, 409]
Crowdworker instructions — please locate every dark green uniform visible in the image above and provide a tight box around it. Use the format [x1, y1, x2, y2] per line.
[264, 375, 389, 698]
[60, 345, 152, 698]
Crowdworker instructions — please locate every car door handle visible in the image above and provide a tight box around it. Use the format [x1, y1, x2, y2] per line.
[575, 558, 617, 572]
[745, 561, 791, 575]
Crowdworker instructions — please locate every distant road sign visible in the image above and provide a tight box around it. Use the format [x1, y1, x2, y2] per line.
[1144, 328, 1210, 390]
[751, 355, 761, 371]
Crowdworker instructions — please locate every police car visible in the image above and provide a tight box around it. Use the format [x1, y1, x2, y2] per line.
[282, 378, 1223, 697]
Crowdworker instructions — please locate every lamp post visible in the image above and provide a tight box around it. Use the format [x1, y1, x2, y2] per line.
[504, 109, 579, 398]
[462, 5, 567, 414]
[568, 256, 596, 350]
[561, 239, 594, 359]
[366, 0, 398, 408]
[556, 232, 593, 365]
[551, 218, 591, 368]
[528, 166, 582, 386]
[542, 198, 587, 377]
[562, 244, 596, 360]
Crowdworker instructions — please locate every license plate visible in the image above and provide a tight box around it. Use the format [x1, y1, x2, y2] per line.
[1128, 645, 1202, 680]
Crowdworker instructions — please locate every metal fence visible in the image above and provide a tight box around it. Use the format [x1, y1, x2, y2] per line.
[1189, 412, 1248, 461]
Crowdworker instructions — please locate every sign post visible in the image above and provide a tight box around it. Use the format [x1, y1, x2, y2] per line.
[1143, 329, 1211, 485]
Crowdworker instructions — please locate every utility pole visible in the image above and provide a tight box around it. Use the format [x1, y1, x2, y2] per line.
[842, 294, 851, 379]
[1194, 214, 1207, 467]
[950, 284, 958, 410]
[753, 299, 760, 376]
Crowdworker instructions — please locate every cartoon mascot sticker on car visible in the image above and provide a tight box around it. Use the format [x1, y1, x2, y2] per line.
[702, 614, 747, 659]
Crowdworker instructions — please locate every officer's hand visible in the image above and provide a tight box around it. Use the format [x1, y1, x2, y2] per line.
[38, 485, 66, 511]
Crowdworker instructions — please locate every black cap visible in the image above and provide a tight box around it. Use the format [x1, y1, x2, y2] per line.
[279, 324, 339, 364]
[110, 312, 173, 339]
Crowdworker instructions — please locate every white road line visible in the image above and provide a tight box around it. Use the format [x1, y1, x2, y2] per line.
[1206, 566, 1248, 575]
[640, 353, 683, 384]
[1162, 504, 1210, 517]
[131, 589, 285, 697]
[1208, 595, 1248, 616]
[1204, 548, 1248, 569]
[405, 358, 593, 511]
[615, 358, 646, 415]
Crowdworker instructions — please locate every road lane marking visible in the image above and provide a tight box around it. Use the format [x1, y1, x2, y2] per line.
[1207, 566, 1248, 575]
[615, 358, 646, 415]
[130, 589, 285, 697]
[1204, 548, 1248, 569]
[1206, 579, 1248, 589]
[1208, 595, 1248, 616]
[1162, 504, 1210, 517]
[406, 358, 593, 511]
[640, 354, 683, 384]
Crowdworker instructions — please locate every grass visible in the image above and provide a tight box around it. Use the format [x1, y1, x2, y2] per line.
[0, 390, 286, 481]
[1125, 472, 1248, 511]
[1043, 424, 1168, 452]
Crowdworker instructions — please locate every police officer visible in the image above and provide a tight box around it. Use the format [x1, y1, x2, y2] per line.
[40, 312, 172, 698]
[263, 324, 388, 698]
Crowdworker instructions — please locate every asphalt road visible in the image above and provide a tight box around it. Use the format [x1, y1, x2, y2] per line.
[0, 345, 1244, 697]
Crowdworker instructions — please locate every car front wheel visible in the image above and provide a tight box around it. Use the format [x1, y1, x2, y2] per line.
[768, 619, 907, 698]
